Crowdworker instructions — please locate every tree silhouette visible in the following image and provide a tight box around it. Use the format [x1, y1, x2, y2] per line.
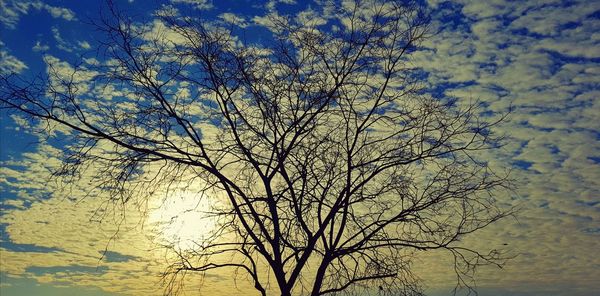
[1, 1, 512, 295]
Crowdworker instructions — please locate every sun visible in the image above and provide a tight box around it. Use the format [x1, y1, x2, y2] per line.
[147, 190, 217, 249]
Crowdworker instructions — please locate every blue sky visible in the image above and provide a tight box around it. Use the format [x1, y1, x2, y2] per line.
[1, 0, 599, 295]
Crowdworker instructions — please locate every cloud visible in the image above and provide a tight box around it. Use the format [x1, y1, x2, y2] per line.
[170, 0, 213, 10]
[0, 47, 28, 74]
[0, 0, 76, 29]
[0, 137, 246, 295]
[410, 0, 600, 292]
[219, 12, 248, 28]
[252, 11, 286, 32]
[32, 41, 49, 52]
[77, 40, 91, 50]
[51, 27, 74, 52]
[43, 4, 75, 21]
[1, 0, 599, 295]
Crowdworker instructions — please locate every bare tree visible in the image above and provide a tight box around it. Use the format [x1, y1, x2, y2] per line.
[1, 1, 512, 295]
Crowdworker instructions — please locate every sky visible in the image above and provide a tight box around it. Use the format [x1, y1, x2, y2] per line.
[1, 0, 599, 295]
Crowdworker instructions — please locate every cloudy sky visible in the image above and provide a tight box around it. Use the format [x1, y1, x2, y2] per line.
[1, 0, 599, 295]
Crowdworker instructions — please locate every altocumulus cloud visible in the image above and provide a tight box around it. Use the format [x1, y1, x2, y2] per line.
[1, 139, 242, 296]
[0, 0, 599, 296]
[412, 1, 600, 295]
[0, 0, 75, 29]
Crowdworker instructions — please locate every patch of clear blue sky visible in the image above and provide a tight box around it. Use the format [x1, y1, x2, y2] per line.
[0, 223, 64, 253]
[101, 250, 139, 263]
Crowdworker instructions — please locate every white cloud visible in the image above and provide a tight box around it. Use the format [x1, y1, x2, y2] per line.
[410, 0, 600, 292]
[0, 49, 27, 74]
[43, 55, 98, 96]
[44, 4, 75, 21]
[170, 0, 212, 10]
[77, 40, 91, 50]
[51, 27, 73, 52]
[0, 0, 76, 29]
[219, 12, 248, 28]
[0, 0, 27, 28]
[32, 41, 49, 52]
[295, 7, 327, 27]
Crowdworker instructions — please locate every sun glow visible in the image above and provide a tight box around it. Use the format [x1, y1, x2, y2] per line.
[147, 191, 217, 249]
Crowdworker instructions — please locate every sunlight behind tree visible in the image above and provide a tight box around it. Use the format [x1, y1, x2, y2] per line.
[147, 190, 217, 250]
